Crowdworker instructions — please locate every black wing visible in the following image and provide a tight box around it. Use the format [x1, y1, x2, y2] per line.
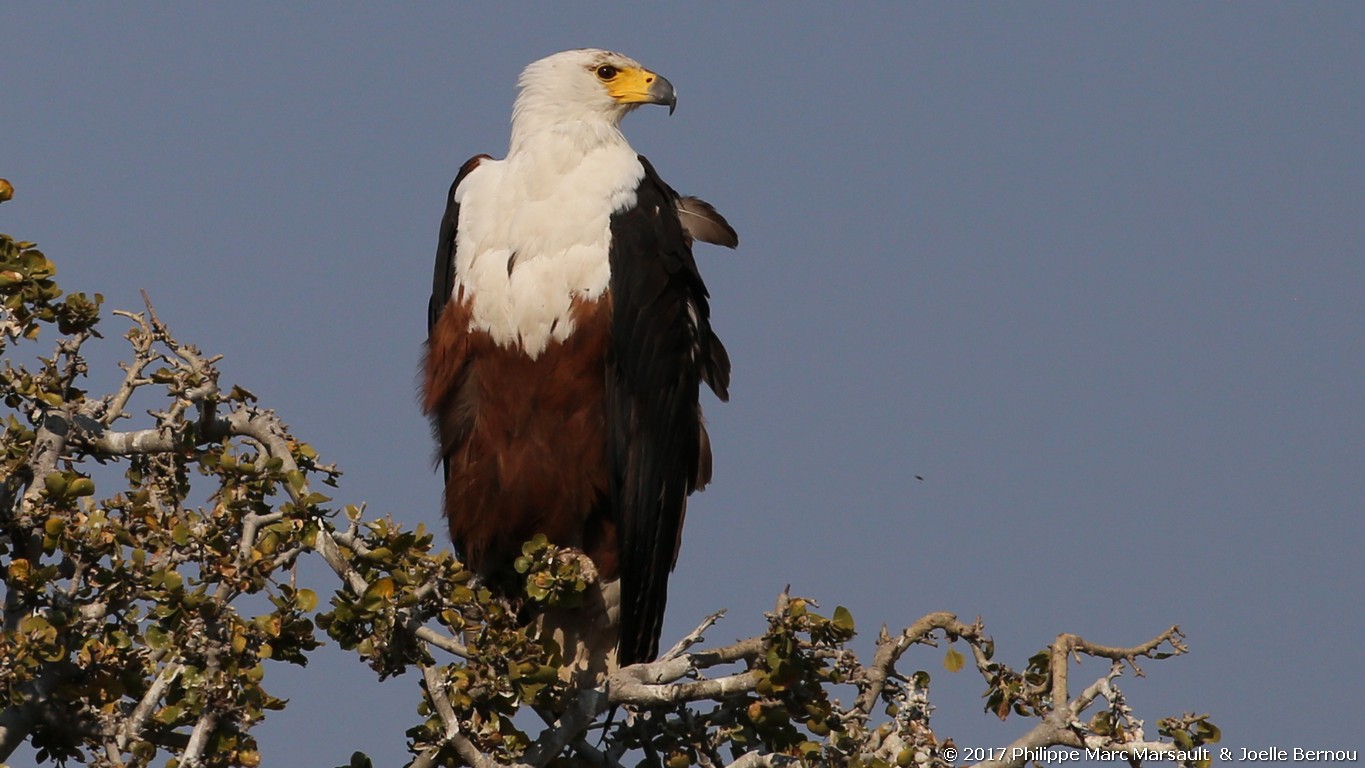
[607, 156, 734, 665]
[429, 155, 490, 335]
[427, 155, 490, 478]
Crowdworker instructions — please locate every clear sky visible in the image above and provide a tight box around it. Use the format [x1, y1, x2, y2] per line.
[3, 4, 1362, 765]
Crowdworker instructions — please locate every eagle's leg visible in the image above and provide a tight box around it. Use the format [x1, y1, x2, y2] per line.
[534, 548, 621, 688]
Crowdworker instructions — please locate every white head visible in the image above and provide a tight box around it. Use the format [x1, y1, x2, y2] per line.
[510, 49, 676, 142]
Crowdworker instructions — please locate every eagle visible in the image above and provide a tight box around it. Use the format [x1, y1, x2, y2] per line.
[422, 49, 736, 679]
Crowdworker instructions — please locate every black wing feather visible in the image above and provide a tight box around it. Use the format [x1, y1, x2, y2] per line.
[677, 195, 739, 249]
[607, 156, 731, 665]
[430, 155, 490, 334]
[429, 156, 490, 478]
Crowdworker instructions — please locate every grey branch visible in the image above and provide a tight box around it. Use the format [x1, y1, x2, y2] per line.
[855, 611, 980, 717]
[723, 755, 799, 768]
[660, 609, 727, 661]
[116, 661, 182, 753]
[968, 625, 1191, 768]
[1049, 625, 1185, 704]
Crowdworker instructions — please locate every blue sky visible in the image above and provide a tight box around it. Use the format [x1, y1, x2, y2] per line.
[3, 4, 1362, 765]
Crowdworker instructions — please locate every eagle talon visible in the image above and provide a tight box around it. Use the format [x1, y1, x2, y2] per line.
[565, 550, 600, 586]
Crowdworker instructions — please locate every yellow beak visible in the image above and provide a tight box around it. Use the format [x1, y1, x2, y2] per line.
[608, 68, 677, 114]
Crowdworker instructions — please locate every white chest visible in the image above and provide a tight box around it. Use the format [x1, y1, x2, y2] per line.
[452, 137, 643, 358]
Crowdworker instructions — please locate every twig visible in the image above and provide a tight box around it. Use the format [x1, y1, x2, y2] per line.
[855, 612, 979, 717]
[660, 609, 726, 661]
[179, 709, 219, 768]
[117, 661, 182, 753]
[1050, 625, 1184, 704]
[723, 754, 799, 768]
[420, 664, 521, 768]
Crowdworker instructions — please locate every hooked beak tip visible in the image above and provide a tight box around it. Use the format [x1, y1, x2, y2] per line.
[648, 73, 677, 116]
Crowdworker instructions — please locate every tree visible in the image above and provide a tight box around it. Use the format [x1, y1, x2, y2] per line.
[0, 187, 1218, 767]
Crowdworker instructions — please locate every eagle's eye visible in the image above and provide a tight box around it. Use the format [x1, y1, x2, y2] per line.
[595, 65, 619, 81]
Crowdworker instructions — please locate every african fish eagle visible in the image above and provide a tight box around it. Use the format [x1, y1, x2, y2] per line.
[422, 49, 736, 678]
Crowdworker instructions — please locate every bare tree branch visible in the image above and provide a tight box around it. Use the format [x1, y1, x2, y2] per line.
[855, 611, 979, 717]
[661, 610, 727, 661]
[117, 661, 182, 753]
[180, 710, 220, 768]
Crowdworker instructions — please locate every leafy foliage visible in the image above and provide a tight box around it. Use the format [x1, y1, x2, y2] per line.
[0, 213, 1210, 768]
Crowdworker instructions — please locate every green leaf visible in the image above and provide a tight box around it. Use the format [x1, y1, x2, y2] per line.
[18, 614, 52, 636]
[1173, 729, 1193, 750]
[361, 578, 395, 610]
[361, 547, 393, 564]
[68, 476, 95, 496]
[154, 702, 186, 725]
[296, 588, 319, 612]
[42, 472, 68, 497]
[8, 559, 31, 582]
[285, 470, 307, 492]
[146, 625, 171, 650]
[944, 646, 965, 673]
[227, 385, 258, 403]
